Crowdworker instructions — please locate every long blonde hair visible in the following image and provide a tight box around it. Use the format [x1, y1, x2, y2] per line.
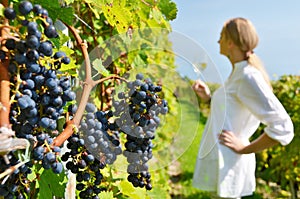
[223, 17, 271, 88]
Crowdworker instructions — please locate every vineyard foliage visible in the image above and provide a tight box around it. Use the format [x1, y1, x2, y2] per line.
[0, 0, 189, 198]
[255, 75, 300, 197]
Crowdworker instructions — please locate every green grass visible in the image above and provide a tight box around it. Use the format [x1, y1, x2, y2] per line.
[168, 99, 210, 198]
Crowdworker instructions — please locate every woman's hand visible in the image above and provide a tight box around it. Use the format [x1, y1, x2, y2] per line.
[192, 80, 211, 103]
[219, 130, 246, 154]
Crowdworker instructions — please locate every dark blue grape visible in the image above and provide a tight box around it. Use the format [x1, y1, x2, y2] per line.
[26, 63, 40, 73]
[62, 57, 70, 64]
[34, 75, 45, 87]
[136, 73, 144, 80]
[45, 152, 56, 163]
[52, 162, 63, 174]
[17, 97, 29, 109]
[5, 39, 16, 50]
[8, 62, 17, 73]
[40, 8, 48, 17]
[52, 86, 63, 96]
[27, 22, 39, 35]
[52, 96, 63, 107]
[45, 78, 58, 90]
[32, 4, 42, 15]
[54, 51, 66, 59]
[62, 90, 76, 101]
[45, 17, 53, 26]
[15, 53, 27, 64]
[39, 41, 53, 56]
[33, 146, 45, 160]
[18, 1, 33, 15]
[26, 50, 39, 61]
[29, 30, 42, 39]
[44, 25, 58, 38]
[15, 40, 27, 53]
[26, 35, 40, 49]
[39, 117, 50, 128]
[4, 7, 16, 20]
[24, 79, 35, 89]
[68, 104, 77, 114]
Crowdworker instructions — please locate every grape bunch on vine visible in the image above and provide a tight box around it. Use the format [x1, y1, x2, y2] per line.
[0, 1, 169, 198]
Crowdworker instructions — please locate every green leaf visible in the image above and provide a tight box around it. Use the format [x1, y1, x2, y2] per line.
[98, 191, 114, 199]
[118, 181, 148, 199]
[158, 0, 178, 21]
[38, 169, 67, 199]
[92, 58, 110, 77]
[64, 0, 75, 5]
[50, 30, 70, 49]
[131, 55, 146, 69]
[32, 0, 74, 25]
[57, 116, 66, 132]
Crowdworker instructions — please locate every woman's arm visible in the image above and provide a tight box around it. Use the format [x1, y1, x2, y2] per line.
[219, 130, 279, 154]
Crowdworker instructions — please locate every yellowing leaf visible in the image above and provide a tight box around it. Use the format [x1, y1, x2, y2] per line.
[102, 3, 132, 33]
[92, 58, 110, 77]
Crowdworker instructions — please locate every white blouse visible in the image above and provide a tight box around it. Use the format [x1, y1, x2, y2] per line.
[192, 60, 294, 198]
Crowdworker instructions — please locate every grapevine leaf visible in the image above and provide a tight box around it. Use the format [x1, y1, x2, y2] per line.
[57, 116, 66, 132]
[151, 8, 164, 24]
[84, 0, 113, 4]
[98, 191, 114, 199]
[38, 169, 67, 199]
[92, 58, 110, 77]
[32, 0, 74, 25]
[50, 30, 70, 49]
[157, 0, 178, 21]
[118, 181, 147, 199]
[102, 3, 132, 33]
[64, 0, 75, 5]
[132, 55, 146, 68]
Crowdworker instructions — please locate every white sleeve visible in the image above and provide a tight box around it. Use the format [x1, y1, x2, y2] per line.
[236, 71, 294, 145]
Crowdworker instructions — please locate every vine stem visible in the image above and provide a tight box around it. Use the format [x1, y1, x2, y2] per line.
[52, 24, 126, 147]
[0, 0, 11, 128]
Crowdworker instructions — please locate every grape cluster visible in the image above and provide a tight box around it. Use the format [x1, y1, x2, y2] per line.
[0, 1, 75, 198]
[113, 73, 168, 190]
[80, 103, 122, 164]
[61, 103, 122, 198]
[61, 134, 104, 199]
[0, 153, 32, 199]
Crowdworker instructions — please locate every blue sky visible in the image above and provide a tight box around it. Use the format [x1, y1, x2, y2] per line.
[170, 1, 300, 82]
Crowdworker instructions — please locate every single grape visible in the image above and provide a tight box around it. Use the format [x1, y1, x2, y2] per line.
[4, 7, 16, 20]
[39, 117, 50, 128]
[39, 41, 53, 56]
[5, 39, 16, 50]
[32, 4, 42, 15]
[44, 25, 58, 38]
[45, 152, 56, 163]
[26, 35, 40, 49]
[18, 1, 33, 15]
[26, 63, 40, 73]
[15, 40, 27, 53]
[27, 22, 39, 35]
[15, 53, 27, 64]
[26, 50, 39, 61]
[52, 162, 63, 174]
[45, 78, 58, 90]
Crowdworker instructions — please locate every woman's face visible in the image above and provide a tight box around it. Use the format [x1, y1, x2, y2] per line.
[218, 29, 229, 56]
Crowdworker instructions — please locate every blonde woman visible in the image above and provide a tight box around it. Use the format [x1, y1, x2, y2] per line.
[192, 17, 294, 199]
